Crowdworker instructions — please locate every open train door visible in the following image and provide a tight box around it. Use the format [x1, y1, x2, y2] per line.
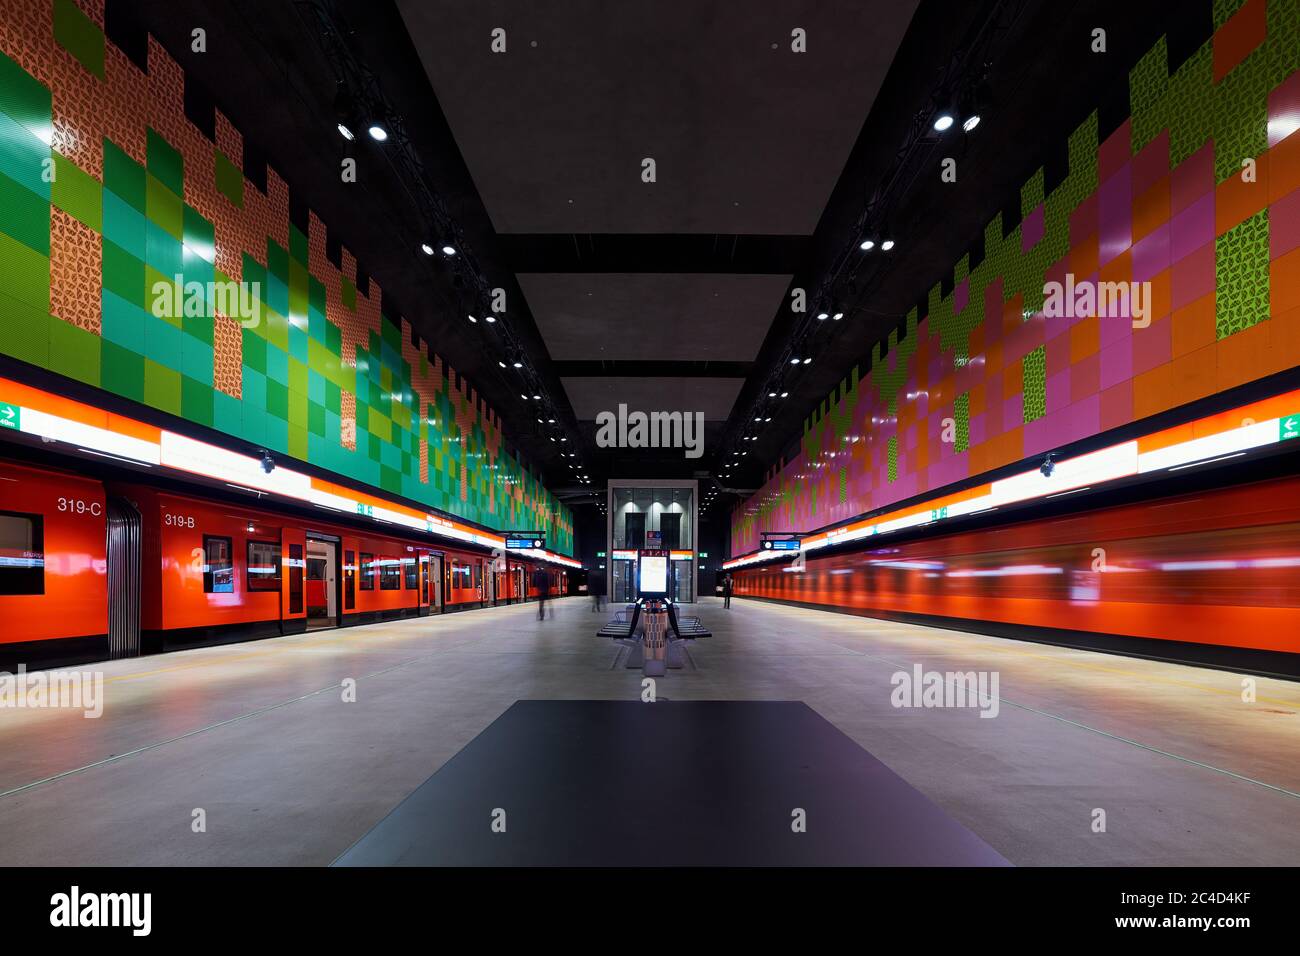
[105, 497, 141, 659]
[424, 553, 443, 613]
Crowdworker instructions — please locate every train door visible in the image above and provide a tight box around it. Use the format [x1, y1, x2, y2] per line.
[305, 535, 339, 631]
[513, 565, 524, 604]
[427, 553, 443, 612]
[105, 497, 142, 658]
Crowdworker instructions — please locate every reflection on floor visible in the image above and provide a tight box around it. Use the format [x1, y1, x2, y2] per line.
[0, 596, 1296, 865]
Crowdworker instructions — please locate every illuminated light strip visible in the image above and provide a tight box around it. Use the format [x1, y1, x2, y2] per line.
[77, 447, 154, 467]
[21, 407, 160, 464]
[1044, 486, 1091, 499]
[1137, 420, 1277, 472]
[1166, 451, 1247, 472]
[724, 401, 1298, 570]
[0, 383, 581, 564]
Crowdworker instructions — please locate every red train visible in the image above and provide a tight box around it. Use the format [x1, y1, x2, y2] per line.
[0, 457, 569, 668]
[733, 474, 1300, 668]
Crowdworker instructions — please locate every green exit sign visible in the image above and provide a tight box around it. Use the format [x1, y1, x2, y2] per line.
[0, 401, 19, 431]
[1282, 415, 1300, 441]
[699, 551, 708, 558]
[596, 551, 606, 558]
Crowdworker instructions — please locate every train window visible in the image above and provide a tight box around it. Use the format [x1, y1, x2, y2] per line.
[0, 511, 44, 595]
[451, 563, 471, 590]
[344, 550, 356, 609]
[360, 552, 375, 590]
[288, 544, 304, 614]
[203, 535, 234, 594]
[474, 562, 482, 590]
[403, 557, 417, 590]
[246, 540, 281, 591]
[379, 556, 401, 590]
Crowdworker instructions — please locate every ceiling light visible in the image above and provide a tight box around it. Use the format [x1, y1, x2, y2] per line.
[484, 315, 496, 323]
[832, 312, 843, 321]
[533, 394, 541, 400]
[817, 312, 829, 321]
[337, 123, 355, 141]
[881, 239, 895, 251]
[498, 361, 507, 368]
[512, 360, 523, 368]
[421, 243, 434, 255]
[768, 391, 777, 398]
[859, 238, 875, 251]
[802, 358, 812, 364]
[367, 124, 388, 142]
[962, 114, 981, 132]
[790, 358, 800, 365]
[441, 245, 456, 256]
[467, 314, 477, 323]
[933, 112, 954, 132]
[547, 418, 555, 424]
[781, 391, 788, 398]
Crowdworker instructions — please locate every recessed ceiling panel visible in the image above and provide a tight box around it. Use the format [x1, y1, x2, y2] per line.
[561, 377, 744, 422]
[398, 0, 920, 234]
[519, 273, 790, 362]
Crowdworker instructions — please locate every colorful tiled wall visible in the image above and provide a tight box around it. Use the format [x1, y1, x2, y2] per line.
[0, 0, 573, 553]
[733, 0, 1300, 554]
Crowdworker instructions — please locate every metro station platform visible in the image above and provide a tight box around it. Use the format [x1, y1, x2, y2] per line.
[0, 597, 1296, 867]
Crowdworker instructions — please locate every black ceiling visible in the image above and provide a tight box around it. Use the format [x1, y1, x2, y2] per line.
[115, 0, 1195, 520]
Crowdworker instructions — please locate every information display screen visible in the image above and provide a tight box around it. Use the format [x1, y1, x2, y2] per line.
[504, 534, 544, 549]
[638, 550, 668, 596]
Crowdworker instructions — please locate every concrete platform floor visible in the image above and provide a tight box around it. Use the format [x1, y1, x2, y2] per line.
[0, 596, 1297, 866]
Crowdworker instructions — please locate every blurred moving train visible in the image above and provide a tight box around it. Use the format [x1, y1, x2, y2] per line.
[0, 457, 569, 670]
[733, 474, 1300, 674]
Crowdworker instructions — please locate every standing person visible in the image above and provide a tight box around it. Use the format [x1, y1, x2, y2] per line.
[534, 567, 549, 620]
[722, 573, 733, 609]
[594, 570, 606, 612]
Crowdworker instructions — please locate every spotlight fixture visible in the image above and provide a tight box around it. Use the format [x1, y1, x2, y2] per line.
[484, 315, 496, 323]
[337, 123, 355, 141]
[962, 114, 981, 133]
[781, 391, 789, 398]
[246, 522, 255, 533]
[833, 312, 844, 321]
[802, 357, 812, 364]
[441, 244, 456, 256]
[532, 394, 541, 400]
[512, 360, 523, 368]
[881, 239, 896, 251]
[768, 391, 777, 398]
[259, 450, 275, 474]
[859, 238, 876, 251]
[498, 361, 507, 368]
[1040, 453, 1056, 478]
[817, 311, 829, 321]
[467, 314, 478, 323]
[420, 243, 434, 256]
[933, 111, 955, 132]
[790, 357, 800, 365]
[367, 124, 388, 142]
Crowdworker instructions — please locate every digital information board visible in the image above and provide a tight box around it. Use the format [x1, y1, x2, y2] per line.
[504, 532, 545, 549]
[761, 534, 802, 551]
[638, 549, 669, 597]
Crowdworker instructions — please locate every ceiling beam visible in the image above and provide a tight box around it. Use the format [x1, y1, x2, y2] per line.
[502, 234, 810, 274]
